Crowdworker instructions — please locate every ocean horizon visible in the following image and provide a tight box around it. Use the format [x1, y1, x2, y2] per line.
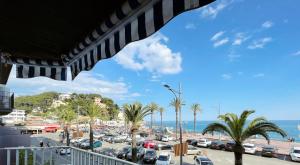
[146, 120, 300, 142]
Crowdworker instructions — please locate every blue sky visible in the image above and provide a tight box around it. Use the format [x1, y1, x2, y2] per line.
[7, 0, 300, 120]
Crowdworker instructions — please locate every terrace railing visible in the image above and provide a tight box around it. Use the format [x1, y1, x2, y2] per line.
[0, 146, 137, 165]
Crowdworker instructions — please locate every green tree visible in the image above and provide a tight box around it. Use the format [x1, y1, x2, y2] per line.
[123, 102, 151, 163]
[146, 102, 158, 130]
[202, 110, 287, 165]
[56, 104, 76, 146]
[191, 103, 202, 134]
[86, 102, 104, 151]
[158, 107, 165, 128]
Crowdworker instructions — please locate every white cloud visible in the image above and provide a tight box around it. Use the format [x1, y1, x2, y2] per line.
[232, 33, 250, 46]
[185, 23, 196, 29]
[253, 73, 265, 78]
[262, 21, 274, 29]
[7, 67, 140, 100]
[114, 33, 182, 75]
[222, 74, 232, 80]
[200, 0, 233, 19]
[211, 31, 225, 41]
[292, 51, 300, 56]
[248, 37, 272, 49]
[213, 38, 229, 47]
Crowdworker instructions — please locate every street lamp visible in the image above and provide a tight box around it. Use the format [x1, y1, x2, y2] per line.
[163, 83, 183, 165]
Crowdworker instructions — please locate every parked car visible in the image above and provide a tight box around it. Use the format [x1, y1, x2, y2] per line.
[80, 140, 102, 149]
[197, 139, 212, 148]
[186, 139, 198, 146]
[93, 132, 105, 139]
[187, 145, 202, 155]
[143, 149, 157, 164]
[99, 148, 117, 157]
[143, 140, 157, 149]
[117, 146, 131, 159]
[155, 152, 175, 165]
[225, 141, 235, 151]
[102, 135, 115, 142]
[290, 147, 300, 162]
[156, 144, 173, 151]
[210, 141, 225, 150]
[162, 135, 175, 142]
[261, 146, 278, 157]
[194, 156, 214, 165]
[243, 143, 257, 154]
[74, 138, 89, 147]
[111, 136, 125, 143]
[126, 147, 145, 161]
[59, 148, 71, 155]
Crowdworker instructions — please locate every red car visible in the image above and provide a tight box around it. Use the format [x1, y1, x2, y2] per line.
[143, 140, 156, 149]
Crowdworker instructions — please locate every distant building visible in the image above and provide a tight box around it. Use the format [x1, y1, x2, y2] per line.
[118, 111, 125, 121]
[51, 100, 66, 108]
[58, 94, 71, 101]
[0, 109, 26, 124]
[94, 97, 106, 108]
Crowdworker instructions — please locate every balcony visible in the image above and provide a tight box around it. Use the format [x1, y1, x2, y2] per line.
[0, 146, 137, 165]
[0, 85, 13, 115]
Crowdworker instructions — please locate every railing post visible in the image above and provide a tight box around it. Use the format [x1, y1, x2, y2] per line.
[24, 150, 28, 165]
[50, 148, 53, 165]
[16, 149, 19, 165]
[88, 152, 90, 165]
[7, 149, 10, 165]
[71, 149, 73, 165]
[33, 150, 36, 165]
[42, 148, 44, 165]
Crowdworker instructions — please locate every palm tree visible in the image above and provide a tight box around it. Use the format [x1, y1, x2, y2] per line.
[191, 103, 202, 134]
[57, 104, 76, 146]
[202, 110, 287, 165]
[146, 102, 158, 130]
[158, 107, 165, 128]
[123, 102, 151, 163]
[170, 98, 183, 140]
[86, 102, 103, 151]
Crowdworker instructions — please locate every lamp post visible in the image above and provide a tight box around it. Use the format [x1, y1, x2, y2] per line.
[163, 83, 183, 165]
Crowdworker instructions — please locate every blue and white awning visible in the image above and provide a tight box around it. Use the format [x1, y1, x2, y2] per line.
[0, 0, 214, 81]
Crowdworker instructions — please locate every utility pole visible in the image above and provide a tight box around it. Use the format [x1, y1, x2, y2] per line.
[179, 83, 183, 165]
[76, 105, 80, 137]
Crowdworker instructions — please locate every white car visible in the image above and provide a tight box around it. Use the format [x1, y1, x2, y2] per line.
[290, 147, 300, 162]
[197, 139, 212, 148]
[194, 156, 214, 165]
[93, 132, 105, 139]
[162, 136, 175, 142]
[155, 152, 175, 165]
[59, 148, 71, 155]
[243, 143, 257, 154]
[187, 145, 202, 155]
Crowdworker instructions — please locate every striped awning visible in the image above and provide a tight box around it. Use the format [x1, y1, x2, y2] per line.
[0, 0, 214, 81]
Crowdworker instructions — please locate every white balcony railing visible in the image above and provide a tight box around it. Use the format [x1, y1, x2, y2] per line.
[0, 146, 137, 165]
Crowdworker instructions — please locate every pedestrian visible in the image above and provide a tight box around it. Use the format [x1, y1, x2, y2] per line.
[46, 142, 50, 147]
[40, 141, 44, 147]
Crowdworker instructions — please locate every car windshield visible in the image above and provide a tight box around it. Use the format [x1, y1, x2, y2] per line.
[201, 161, 213, 165]
[263, 147, 275, 151]
[123, 147, 130, 152]
[146, 151, 156, 156]
[199, 140, 205, 142]
[244, 145, 254, 148]
[294, 150, 300, 153]
[158, 155, 169, 161]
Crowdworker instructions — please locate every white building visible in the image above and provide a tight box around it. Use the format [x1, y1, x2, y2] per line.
[58, 94, 71, 101]
[1, 109, 26, 124]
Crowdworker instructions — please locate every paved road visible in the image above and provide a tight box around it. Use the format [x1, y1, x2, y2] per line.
[173, 148, 300, 165]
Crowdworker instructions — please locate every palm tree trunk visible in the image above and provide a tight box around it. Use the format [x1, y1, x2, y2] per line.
[66, 125, 70, 146]
[89, 122, 94, 151]
[150, 112, 153, 130]
[175, 109, 178, 140]
[234, 145, 244, 165]
[132, 129, 137, 163]
[160, 113, 163, 128]
[194, 111, 196, 134]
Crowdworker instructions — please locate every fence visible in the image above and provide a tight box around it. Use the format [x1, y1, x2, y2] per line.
[1, 146, 137, 165]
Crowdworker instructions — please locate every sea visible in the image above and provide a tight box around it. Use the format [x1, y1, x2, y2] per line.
[147, 120, 300, 142]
